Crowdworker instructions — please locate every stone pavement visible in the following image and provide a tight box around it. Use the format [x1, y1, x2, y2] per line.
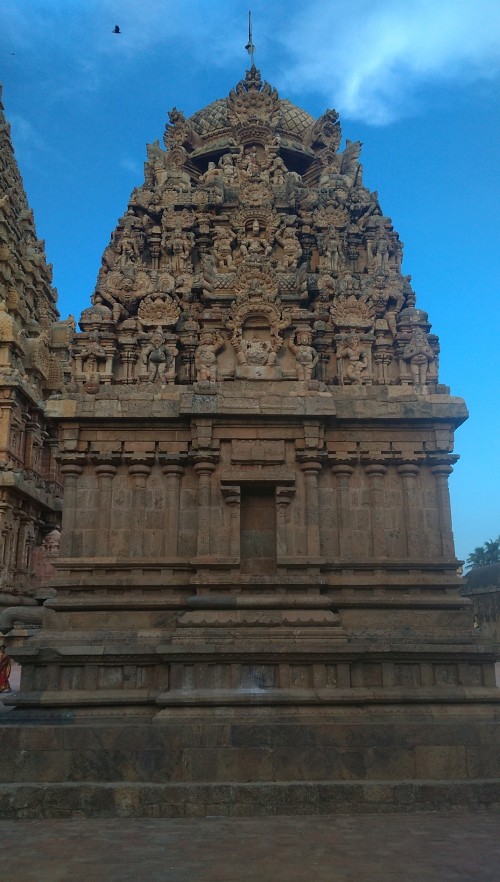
[1, 812, 499, 882]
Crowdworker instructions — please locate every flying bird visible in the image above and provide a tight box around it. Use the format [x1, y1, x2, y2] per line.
[112, 25, 121, 34]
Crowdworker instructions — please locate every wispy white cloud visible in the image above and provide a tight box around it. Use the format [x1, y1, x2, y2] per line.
[277, 0, 500, 123]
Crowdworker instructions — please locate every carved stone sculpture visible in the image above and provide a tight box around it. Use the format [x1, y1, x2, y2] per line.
[288, 330, 319, 387]
[403, 327, 435, 386]
[336, 333, 370, 384]
[142, 328, 178, 384]
[194, 330, 224, 382]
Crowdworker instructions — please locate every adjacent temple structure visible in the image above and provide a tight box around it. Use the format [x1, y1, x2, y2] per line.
[0, 68, 498, 817]
[0, 85, 67, 619]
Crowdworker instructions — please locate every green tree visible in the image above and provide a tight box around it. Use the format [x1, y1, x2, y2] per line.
[465, 536, 500, 571]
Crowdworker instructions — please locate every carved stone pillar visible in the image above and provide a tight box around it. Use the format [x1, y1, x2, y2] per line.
[15, 514, 30, 572]
[0, 500, 13, 567]
[162, 462, 184, 556]
[128, 463, 151, 557]
[194, 460, 216, 556]
[47, 437, 61, 497]
[331, 462, 354, 558]
[60, 461, 83, 556]
[300, 460, 322, 558]
[23, 420, 38, 471]
[102, 344, 115, 383]
[363, 462, 388, 558]
[430, 461, 455, 560]
[276, 487, 294, 558]
[221, 485, 240, 558]
[396, 462, 420, 558]
[94, 463, 117, 557]
[120, 344, 138, 384]
[4, 528, 13, 574]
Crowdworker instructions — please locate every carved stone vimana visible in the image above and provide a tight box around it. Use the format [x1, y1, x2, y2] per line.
[2, 67, 499, 817]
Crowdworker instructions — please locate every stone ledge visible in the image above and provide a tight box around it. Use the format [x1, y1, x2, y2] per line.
[0, 779, 498, 818]
[5, 685, 500, 711]
[154, 687, 500, 708]
[8, 637, 498, 661]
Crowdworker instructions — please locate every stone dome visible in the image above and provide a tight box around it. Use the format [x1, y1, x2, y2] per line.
[190, 97, 314, 143]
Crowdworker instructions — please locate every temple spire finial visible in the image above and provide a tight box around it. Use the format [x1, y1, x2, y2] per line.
[245, 10, 256, 67]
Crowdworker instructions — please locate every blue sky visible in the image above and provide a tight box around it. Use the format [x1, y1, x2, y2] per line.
[1, 0, 499, 562]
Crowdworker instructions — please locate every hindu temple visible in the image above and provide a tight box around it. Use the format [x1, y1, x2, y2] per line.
[0, 64, 498, 818]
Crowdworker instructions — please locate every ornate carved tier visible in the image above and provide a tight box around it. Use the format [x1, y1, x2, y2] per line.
[62, 66, 440, 394]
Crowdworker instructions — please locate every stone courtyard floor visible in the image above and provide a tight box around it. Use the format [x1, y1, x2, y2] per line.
[1, 812, 499, 881]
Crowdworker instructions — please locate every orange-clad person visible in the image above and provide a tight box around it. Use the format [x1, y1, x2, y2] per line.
[0, 644, 11, 692]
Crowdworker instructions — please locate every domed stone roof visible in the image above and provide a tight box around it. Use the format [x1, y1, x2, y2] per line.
[190, 96, 314, 143]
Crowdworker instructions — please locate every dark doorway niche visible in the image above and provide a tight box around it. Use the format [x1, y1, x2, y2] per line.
[239, 484, 277, 575]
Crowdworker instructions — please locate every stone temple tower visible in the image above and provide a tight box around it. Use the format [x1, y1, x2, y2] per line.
[1, 67, 499, 817]
[0, 85, 69, 621]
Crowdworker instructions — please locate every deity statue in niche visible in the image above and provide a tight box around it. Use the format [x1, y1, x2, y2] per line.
[336, 333, 371, 384]
[218, 152, 238, 187]
[199, 162, 224, 203]
[402, 328, 434, 386]
[142, 328, 178, 384]
[194, 330, 225, 382]
[43, 529, 61, 558]
[116, 230, 140, 267]
[317, 225, 341, 274]
[238, 334, 275, 366]
[146, 140, 169, 188]
[239, 145, 261, 180]
[275, 225, 302, 270]
[239, 220, 273, 261]
[29, 528, 61, 590]
[164, 226, 193, 274]
[213, 226, 236, 269]
[288, 330, 319, 387]
[80, 334, 106, 382]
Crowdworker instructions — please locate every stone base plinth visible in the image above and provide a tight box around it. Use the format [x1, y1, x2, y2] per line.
[1, 707, 499, 818]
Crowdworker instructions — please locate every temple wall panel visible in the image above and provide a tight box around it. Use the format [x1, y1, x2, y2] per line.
[50, 415, 464, 575]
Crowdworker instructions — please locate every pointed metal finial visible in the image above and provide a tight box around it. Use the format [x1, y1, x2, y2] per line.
[245, 10, 256, 66]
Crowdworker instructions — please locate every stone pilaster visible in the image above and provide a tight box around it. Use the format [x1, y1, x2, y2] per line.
[161, 462, 185, 557]
[363, 461, 388, 558]
[276, 486, 294, 558]
[47, 437, 59, 476]
[94, 463, 117, 556]
[396, 462, 420, 558]
[194, 459, 216, 556]
[299, 460, 322, 558]
[23, 420, 38, 471]
[430, 459, 456, 560]
[15, 513, 30, 572]
[127, 462, 152, 558]
[59, 461, 84, 556]
[331, 462, 355, 558]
